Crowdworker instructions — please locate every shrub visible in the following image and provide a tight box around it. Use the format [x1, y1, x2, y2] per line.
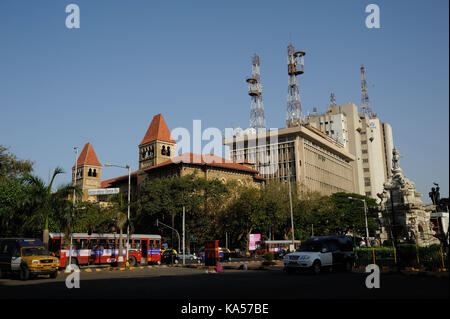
[263, 252, 274, 262]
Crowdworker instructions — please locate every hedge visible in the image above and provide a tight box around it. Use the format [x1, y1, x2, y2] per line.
[355, 244, 448, 269]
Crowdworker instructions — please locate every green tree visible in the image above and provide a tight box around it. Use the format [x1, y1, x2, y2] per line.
[0, 145, 33, 180]
[21, 168, 80, 247]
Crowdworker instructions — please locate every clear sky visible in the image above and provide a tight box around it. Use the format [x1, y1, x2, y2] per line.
[0, 0, 448, 202]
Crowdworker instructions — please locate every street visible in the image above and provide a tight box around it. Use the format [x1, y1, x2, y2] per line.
[0, 265, 448, 299]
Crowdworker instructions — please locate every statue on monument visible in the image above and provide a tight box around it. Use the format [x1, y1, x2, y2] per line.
[392, 147, 400, 170]
[428, 183, 440, 206]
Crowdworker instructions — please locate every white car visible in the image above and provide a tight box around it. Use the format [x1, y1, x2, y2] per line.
[177, 252, 201, 263]
[284, 236, 354, 275]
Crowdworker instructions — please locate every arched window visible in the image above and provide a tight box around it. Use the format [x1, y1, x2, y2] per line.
[167, 146, 171, 156]
[88, 168, 92, 176]
[161, 146, 166, 155]
[142, 150, 146, 159]
[93, 169, 97, 177]
[149, 146, 154, 157]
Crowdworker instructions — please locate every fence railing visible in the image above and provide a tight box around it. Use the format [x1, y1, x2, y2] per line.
[355, 244, 448, 270]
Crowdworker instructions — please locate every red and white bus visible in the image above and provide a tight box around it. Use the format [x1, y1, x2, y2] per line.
[49, 233, 161, 268]
[263, 240, 301, 253]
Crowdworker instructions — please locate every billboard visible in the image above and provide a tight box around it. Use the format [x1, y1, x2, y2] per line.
[248, 233, 261, 251]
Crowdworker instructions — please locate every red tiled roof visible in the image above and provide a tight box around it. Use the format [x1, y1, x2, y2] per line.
[139, 114, 175, 146]
[100, 170, 138, 188]
[73, 142, 102, 168]
[144, 153, 260, 174]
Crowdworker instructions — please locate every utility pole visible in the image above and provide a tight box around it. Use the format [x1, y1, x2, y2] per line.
[69, 146, 78, 268]
[348, 196, 370, 247]
[182, 206, 185, 265]
[225, 232, 228, 250]
[287, 175, 295, 244]
[105, 163, 131, 265]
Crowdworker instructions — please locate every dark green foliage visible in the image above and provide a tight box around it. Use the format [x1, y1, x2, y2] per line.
[356, 245, 447, 269]
[264, 251, 274, 262]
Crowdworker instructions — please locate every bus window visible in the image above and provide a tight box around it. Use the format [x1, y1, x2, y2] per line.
[155, 239, 160, 249]
[80, 239, 89, 249]
[98, 239, 108, 249]
[49, 238, 61, 253]
[107, 239, 115, 249]
[89, 238, 98, 249]
[72, 239, 81, 250]
[135, 240, 141, 250]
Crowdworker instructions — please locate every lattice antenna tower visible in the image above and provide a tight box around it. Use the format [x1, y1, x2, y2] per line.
[286, 43, 306, 126]
[330, 92, 337, 106]
[360, 65, 373, 117]
[246, 54, 266, 131]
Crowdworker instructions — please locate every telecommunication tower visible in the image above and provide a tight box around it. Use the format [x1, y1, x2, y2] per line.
[246, 54, 266, 131]
[360, 65, 373, 117]
[330, 92, 337, 107]
[286, 43, 306, 127]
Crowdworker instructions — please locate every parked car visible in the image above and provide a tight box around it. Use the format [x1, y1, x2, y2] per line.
[177, 251, 201, 263]
[0, 238, 60, 280]
[161, 248, 178, 264]
[284, 235, 354, 275]
[275, 248, 288, 260]
[219, 247, 232, 262]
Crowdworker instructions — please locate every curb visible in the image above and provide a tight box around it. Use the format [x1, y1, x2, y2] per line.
[352, 266, 448, 278]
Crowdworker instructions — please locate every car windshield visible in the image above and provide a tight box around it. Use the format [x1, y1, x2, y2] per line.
[22, 247, 49, 256]
[297, 241, 323, 252]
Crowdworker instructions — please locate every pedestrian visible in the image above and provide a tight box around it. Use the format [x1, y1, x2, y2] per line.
[216, 261, 224, 273]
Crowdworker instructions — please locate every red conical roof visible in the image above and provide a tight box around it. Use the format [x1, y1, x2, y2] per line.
[74, 142, 102, 167]
[139, 114, 175, 146]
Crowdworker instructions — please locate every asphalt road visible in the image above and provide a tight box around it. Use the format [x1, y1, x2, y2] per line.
[0, 266, 448, 300]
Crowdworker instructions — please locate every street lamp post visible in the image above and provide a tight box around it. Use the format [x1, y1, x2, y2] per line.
[284, 175, 295, 244]
[348, 196, 370, 247]
[105, 163, 131, 264]
[156, 219, 181, 255]
[68, 146, 79, 268]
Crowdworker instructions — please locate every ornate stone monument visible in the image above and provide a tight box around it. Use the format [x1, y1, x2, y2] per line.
[376, 148, 439, 246]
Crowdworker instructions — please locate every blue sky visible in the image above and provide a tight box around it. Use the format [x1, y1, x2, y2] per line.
[0, 0, 448, 202]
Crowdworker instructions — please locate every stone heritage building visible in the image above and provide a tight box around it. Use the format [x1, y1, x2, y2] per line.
[376, 148, 439, 247]
[72, 142, 104, 203]
[223, 124, 355, 196]
[72, 114, 265, 202]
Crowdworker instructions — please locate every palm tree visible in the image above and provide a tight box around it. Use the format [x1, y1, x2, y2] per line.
[22, 167, 80, 248]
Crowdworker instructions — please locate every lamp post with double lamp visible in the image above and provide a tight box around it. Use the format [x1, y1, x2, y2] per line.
[348, 196, 370, 247]
[105, 163, 131, 265]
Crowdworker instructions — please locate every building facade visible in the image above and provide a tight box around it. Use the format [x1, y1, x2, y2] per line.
[305, 103, 394, 198]
[223, 124, 355, 196]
